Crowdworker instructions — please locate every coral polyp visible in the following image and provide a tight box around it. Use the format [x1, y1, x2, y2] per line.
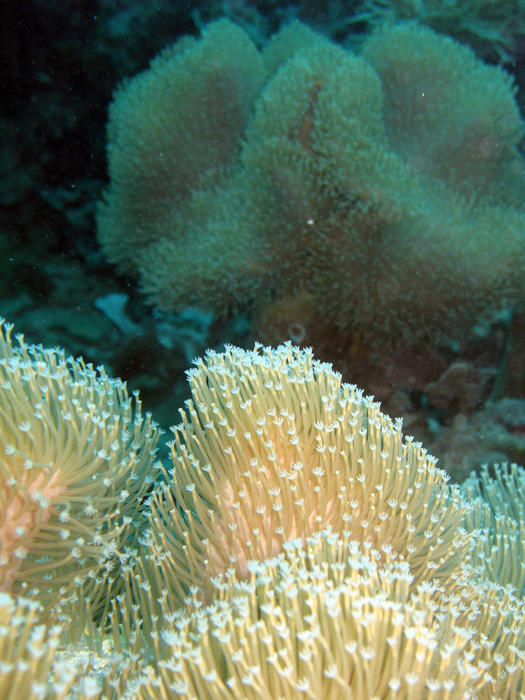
[0, 320, 160, 614]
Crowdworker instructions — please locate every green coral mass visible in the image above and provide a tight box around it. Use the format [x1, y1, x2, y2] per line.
[98, 19, 525, 338]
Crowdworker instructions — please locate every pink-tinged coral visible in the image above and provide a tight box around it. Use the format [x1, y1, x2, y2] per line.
[47, 343, 524, 699]
[0, 469, 65, 591]
[142, 342, 470, 605]
[0, 319, 160, 613]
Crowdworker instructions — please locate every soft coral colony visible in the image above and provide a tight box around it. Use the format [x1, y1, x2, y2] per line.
[1, 321, 525, 698]
[97, 18, 525, 340]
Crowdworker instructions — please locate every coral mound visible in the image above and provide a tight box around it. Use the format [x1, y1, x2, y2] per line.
[98, 20, 525, 338]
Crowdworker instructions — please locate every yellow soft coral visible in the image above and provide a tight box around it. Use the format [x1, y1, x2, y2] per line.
[89, 344, 525, 699]
[0, 320, 160, 617]
[142, 342, 470, 604]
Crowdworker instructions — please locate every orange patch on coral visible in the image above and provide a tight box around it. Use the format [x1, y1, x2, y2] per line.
[0, 466, 65, 591]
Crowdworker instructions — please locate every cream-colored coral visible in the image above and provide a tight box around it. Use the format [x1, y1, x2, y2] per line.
[0, 590, 142, 699]
[0, 319, 160, 615]
[125, 530, 525, 700]
[462, 462, 525, 596]
[79, 345, 525, 698]
[143, 342, 470, 604]
[0, 592, 92, 699]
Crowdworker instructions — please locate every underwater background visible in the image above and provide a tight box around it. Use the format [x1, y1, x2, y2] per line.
[2, 1, 525, 697]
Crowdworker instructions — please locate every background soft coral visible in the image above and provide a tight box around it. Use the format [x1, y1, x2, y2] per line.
[98, 20, 525, 344]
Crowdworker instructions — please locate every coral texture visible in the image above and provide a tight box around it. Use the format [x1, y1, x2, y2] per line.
[128, 531, 525, 700]
[143, 342, 470, 604]
[355, 0, 525, 62]
[462, 462, 525, 595]
[115, 342, 525, 698]
[98, 19, 525, 338]
[0, 319, 160, 613]
[1, 332, 525, 696]
[0, 593, 84, 699]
